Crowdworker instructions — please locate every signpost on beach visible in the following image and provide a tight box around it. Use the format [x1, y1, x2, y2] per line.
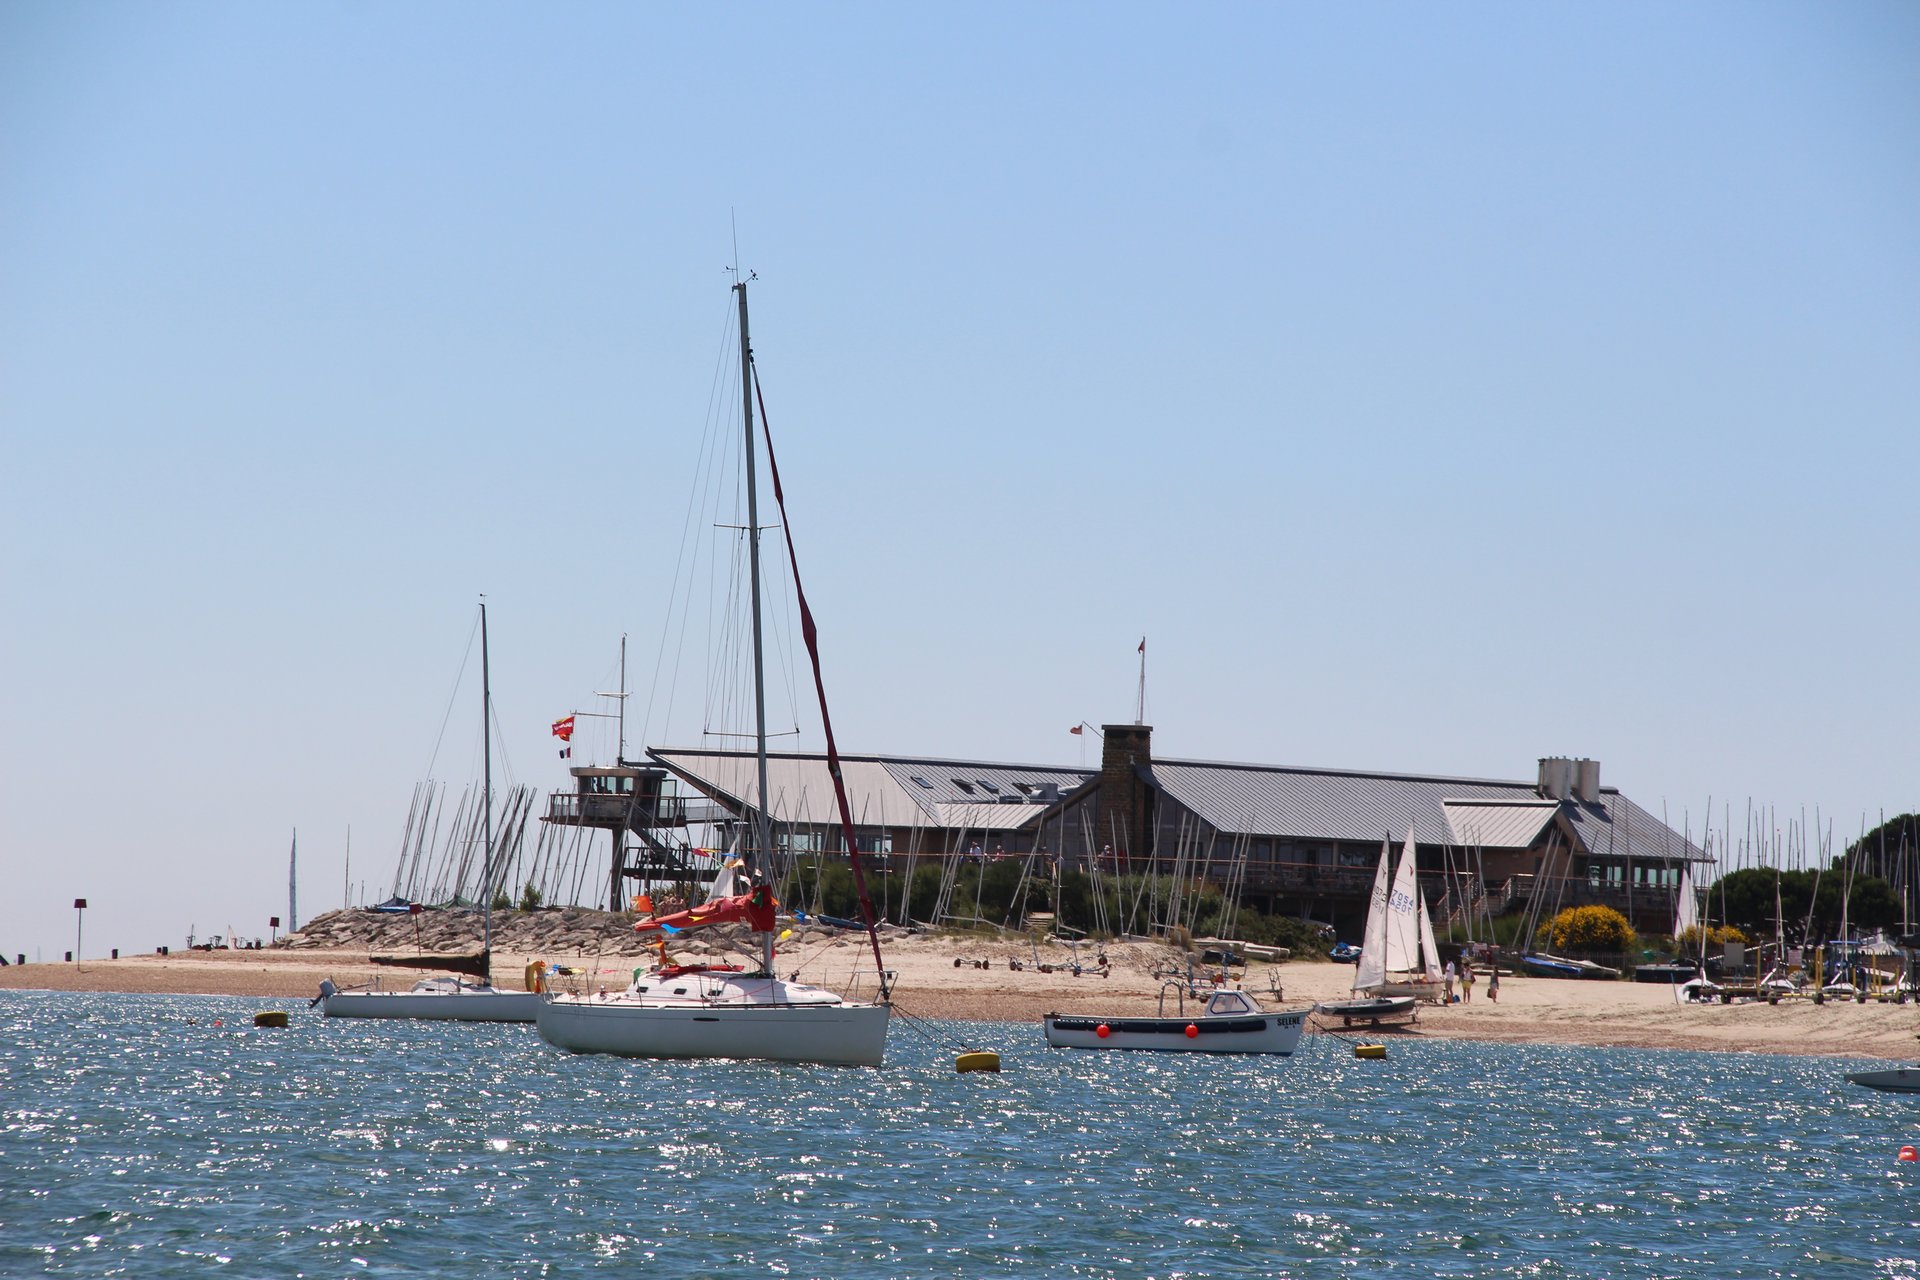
[73, 898, 87, 964]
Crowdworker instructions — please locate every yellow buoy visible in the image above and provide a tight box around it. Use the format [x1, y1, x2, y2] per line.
[955, 1051, 1001, 1073]
[253, 1010, 289, 1029]
[1354, 1043, 1386, 1059]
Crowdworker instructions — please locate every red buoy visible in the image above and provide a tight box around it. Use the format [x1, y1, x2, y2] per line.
[1185, 1023, 1199, 1038]
[1900, 1145, 1918, 1163]
[1096, 1024, 1111, 1038]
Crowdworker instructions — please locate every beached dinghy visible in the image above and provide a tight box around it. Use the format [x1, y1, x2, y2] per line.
[1313, 994, 1418, 1026]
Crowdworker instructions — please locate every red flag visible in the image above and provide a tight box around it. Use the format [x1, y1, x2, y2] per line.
[1138, 637, 1146, 654]
[1069, 725, 1083, 735]
[551, 715, 575, 742]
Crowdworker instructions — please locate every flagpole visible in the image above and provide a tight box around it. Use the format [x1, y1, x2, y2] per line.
[1135, 637, 1146, 725]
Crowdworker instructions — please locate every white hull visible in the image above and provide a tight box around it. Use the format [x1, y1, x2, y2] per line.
[1846, 1065, 1920, 1094]
[1316, 996, 1417, 1025]
[1043, 1010, 1305, 1054]
[320, 988, 542, 1022]
[537, 994, 890, 1066]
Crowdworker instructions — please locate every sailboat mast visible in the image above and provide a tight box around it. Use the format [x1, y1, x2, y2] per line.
[288, 829, 298, 933]
[736, 280, 774, 872]
[481, 598, 493, 968]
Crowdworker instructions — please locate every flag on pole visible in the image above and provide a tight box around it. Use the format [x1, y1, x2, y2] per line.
[1069, 724, 1083, 736]
[551, 715, 575, 742]
[1138, 637, 1146, 654]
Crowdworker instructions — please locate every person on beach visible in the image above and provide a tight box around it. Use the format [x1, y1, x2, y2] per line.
[1488, 967, 1500, 1002]
[1460, 961, 1475, 1004]
[1443, 959, 1457, 1003]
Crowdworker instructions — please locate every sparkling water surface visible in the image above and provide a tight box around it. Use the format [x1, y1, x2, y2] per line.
[2, 990, 1916, 1278]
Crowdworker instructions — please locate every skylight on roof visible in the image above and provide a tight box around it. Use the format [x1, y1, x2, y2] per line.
[951, 779, 975, 794]
[909, 776, 934, 789]
[976, 780, 999, 793]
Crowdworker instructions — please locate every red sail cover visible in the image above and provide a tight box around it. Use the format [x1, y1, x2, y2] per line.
[633, 885, 777, 936]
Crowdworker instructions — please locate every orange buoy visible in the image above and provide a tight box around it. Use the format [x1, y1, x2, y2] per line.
[1899, 1145, 1918, 1163]
[1096, 1024, 1111, 1038]
[1185, 1023, 1199, 1039]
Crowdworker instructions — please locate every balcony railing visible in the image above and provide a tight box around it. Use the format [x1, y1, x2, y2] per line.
[545, 793, 690, 827]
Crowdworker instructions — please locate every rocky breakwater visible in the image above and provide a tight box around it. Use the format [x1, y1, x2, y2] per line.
[283, 906, 646, 958]
[282, 907, 918, 961]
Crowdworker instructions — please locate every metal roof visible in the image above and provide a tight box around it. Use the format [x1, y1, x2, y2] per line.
[648, 748, 1091, 835]
[1144, 760, 1534, 845]
[648, 745, 1706, 863]
[1441, 800, 1560, 850]
[1563, 791, 1707, 863]
[1143, 759, 1706, 862]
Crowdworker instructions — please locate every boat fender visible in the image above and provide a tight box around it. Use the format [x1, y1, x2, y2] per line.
[1096, 1024, 1111, 1039]
[1184, 1024, 1198, 1039]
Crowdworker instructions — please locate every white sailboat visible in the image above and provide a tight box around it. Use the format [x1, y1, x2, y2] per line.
[1315, 836, 1433, 1022]
[535, 277, 892, 1067]
[318, 600, 544, 1022]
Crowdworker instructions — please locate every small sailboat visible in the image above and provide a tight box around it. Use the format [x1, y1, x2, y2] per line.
[1322, 835, 1441, 1023]
[318, 600, 544, 1022]
[535, 277, 891, 1067]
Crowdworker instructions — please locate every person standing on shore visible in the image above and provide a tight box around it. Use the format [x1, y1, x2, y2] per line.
[1461, 960, 1475, 1004]
[1444, 959, 1457, 1003]
[1488, 967, 1500, 1002]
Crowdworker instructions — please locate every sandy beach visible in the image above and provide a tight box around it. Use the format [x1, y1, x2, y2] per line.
[4, 919, 1917, 1061]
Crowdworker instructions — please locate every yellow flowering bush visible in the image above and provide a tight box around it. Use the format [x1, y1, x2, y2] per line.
[1539, 905, 1637, 952]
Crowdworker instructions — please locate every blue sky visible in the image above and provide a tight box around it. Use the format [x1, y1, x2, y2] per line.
[4, 4, 1916, 961]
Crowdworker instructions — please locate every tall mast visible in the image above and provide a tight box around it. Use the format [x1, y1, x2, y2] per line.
[481, 597, 493, 973]
[288, 829, 298, 933]
[736, 280, 773, 874]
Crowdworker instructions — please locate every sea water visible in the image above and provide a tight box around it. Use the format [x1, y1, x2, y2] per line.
[1, 990, 1915, 1279]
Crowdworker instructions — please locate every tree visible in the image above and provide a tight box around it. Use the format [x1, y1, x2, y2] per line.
[1705, 865, 1899, 944]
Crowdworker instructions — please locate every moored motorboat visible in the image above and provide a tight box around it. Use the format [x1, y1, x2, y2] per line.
[1044, 985, 1306, 1054]
[1845, 1065, 1920, 1093]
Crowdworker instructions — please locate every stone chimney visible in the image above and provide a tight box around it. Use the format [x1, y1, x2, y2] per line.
[1097, 723, 1153, 860]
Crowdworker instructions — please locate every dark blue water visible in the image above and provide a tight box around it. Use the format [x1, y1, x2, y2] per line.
[2, 991, 1916, 1278]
